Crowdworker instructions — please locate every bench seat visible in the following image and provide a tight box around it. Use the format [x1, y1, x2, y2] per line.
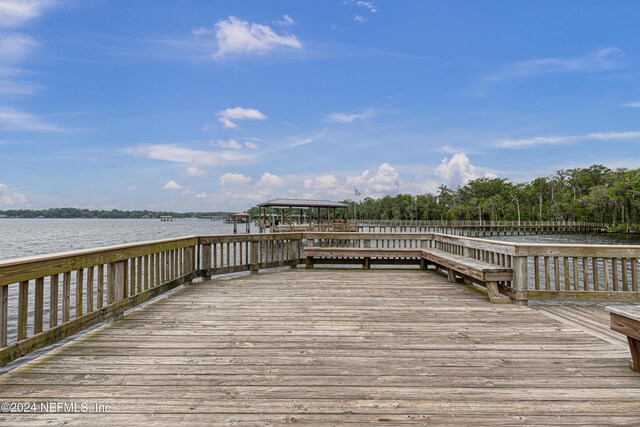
[421, 249, 513, 303]
[304, 247, 423, 269]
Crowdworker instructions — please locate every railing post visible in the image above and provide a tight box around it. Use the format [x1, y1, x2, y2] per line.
[108, 260, 127, 320]
[201, 243, 212, 280]
[513, 253, 529, 306]
[184, 246, 195, 278]
[250, 241, 259, 274]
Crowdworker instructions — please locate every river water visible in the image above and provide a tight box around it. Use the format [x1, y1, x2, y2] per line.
[0, 218, 239, 261]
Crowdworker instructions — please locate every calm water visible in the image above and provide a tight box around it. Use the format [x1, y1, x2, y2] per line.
[0, 218, 241, 261]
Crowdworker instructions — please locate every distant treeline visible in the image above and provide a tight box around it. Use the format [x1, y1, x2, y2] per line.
[336, 165, 639, 228]
[0, 208, 227, 219]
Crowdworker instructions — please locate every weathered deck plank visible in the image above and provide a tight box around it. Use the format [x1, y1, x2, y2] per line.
[0, 269, 638, 425]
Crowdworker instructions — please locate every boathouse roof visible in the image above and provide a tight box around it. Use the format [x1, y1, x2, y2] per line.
[257, 198, 349, 208]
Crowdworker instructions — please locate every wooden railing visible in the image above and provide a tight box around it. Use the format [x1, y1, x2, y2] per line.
[0, 233, 306, 366]
[356, 220, 606, 236]
[516, 244, 640, 302]
[358, 220, 607, 227]
[1, 231, 638, 367]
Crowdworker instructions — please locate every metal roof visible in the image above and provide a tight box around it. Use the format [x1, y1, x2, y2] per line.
[257, 198, 349, 208]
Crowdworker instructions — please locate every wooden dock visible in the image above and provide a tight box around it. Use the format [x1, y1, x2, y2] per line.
[0, 269, 638, 425]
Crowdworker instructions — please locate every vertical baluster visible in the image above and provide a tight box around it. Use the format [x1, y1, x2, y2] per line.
[622, 258, 629, 292]
[612, 258, 619, 291]
[544, 257, 551, 290]
[533, 256, 540, 290]
[75, 269, 83, 318]
[106, 265, 114, 305]
[130, 259, 136, 295]
[553, 258, 560, 290]
[137, 256, 143, 293]
[632, 259, 638, 292]
[141, 255, 147, 290]
[34, 277, 44, 334]
[154, 253, 159, 286]
[226, 243, 231, 267]
[213, 243, 218, 269]
[572, 257, 579, 291]
[603, 258, 611, 291]
[592, 258, 599, 291]
[18, 280, 29, 340]
[50, 274, 59, 327]
[97, 265, 104, 309]
[582, 258, 589, 291]
[0, 285, 7, 346]
[86, 266, 94, 313]
[563, 257, 570, 290]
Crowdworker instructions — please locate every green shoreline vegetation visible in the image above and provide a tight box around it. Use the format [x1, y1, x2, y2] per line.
[331, 165, 639, 231]
[2, 165, 639, 232]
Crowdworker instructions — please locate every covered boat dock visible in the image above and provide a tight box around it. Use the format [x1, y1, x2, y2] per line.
[256, 198, 354, 232]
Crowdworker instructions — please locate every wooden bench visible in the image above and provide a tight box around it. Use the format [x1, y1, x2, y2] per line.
[304, 247, 423, 270]
[421, 249, 513, 304]
[606, 306, 640, 374]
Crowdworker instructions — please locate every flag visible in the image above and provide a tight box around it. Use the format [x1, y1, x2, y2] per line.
[354, 187, 361, 197]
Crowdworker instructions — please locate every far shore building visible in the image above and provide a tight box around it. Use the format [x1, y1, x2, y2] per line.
[256, 198, 353, 233]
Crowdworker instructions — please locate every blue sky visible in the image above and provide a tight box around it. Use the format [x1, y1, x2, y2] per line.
[1, 0, 640, 211]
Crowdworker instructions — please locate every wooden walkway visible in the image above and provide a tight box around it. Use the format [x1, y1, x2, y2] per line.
[0, 269, 638, 425]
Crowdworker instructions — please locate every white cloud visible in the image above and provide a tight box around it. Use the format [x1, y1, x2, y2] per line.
[435, 153, 495, 188]
[287, 137, 313, 148]
[0, 0, 54, 28]
[216, 107, 267, 128]
[124, 144, 252, 165]
[438, 145, 464, 154]
[0, 182, 27, 206]
[346, 163, 401, 196]
[496, 135, 571, 148]
[324, 108, 374, 123]
[244, 141, 259, 150]
[0, 32, 37, 62]
[196, 192, 208, 199]
[496, 130, 640, 148]
[194, 16, 302, 58]
[220, 172, 252, 186]
[276, 15, 295, 27]
[304, 174, 340, 190]
[488, 47, 623, 82]
[163, 180, 183, 190]
[127, 185, 137, 191]
[185, 166, 207, 177]
[344, 0, 378, 13]
[587, 131, 640, 140]
[353, 15, 366, 23]
[258, 172, 284, 187]
[622, 101, 640, 108]
[215, 138, 243, 149]
[0, 107, 66, 132]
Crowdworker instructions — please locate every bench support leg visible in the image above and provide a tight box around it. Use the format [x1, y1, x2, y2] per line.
[486, 281, 511, 304]
[305, 257, 314, 269]
[628, 337, 640, 374]
[447, 268, 456, 283]
[364, 257, 370, 270]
